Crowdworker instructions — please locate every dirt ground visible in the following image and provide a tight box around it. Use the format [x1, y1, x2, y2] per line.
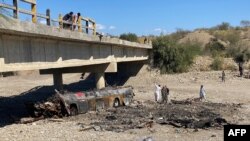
[0, 67, 250, 141]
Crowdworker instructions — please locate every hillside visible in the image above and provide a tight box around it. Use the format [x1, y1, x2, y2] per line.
[179, 27, 250, 49]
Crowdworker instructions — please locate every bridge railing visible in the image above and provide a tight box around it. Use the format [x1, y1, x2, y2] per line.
[0, 0, 96, 35]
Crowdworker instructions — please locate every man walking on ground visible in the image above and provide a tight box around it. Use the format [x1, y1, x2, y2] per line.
[161, 86, 169, 104]
[199, 85, 206, 101]
[239, 62, 244, 77]
[222, 70, 226, 82]
[154, 84, 162, 103]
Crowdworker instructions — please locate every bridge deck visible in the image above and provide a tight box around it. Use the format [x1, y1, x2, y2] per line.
[0, 15, 152, 73]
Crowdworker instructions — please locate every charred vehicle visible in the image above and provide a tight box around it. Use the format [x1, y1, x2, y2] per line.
[26, 86, 134, 117]
[58, 86, 134, 116]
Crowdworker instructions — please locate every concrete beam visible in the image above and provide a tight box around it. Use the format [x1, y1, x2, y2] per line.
[40, 62, 117, 74]
[105, 62, 117, 72]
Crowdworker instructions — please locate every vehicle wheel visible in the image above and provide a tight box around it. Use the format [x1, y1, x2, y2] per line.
[113, 98, 120, 108]
[70, 105, 78, 116]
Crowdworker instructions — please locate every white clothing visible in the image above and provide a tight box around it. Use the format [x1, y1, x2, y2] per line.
[155, 84, 162, 102]
[200, 87, 206, 99]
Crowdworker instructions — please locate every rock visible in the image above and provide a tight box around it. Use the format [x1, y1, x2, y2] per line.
[106, 115, 117, 120]
[142, 136, 154, 141]
[93, 126, 102, 131]
[211, 134, 216, 137]
[193, 129, 199, 132]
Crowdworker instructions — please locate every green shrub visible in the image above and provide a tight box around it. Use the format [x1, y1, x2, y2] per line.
[233, 52, 250, 63]
[215, 22, 231, 30]
[204, 40, 226, 57]
[153, 36, 201, 73]
[211, 57, 224, 70]
[119, 33, 138, 42]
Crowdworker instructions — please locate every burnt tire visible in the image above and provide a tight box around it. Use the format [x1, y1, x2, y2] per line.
[70, 105, 78, 116]
[113, 98, 120, 108]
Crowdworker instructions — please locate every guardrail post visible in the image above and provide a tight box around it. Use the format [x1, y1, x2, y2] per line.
[46, 9, 51, 26]
[93, 22, 96, 36]
[13, 0, 19, 19]
[31, 2, 37, 23]
[78, 16, 82, 32]
[85, 20, 89, 34]
[59, 14, 63, 29]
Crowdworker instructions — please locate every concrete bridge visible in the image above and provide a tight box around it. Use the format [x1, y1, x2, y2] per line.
[0, 15, 152, 89]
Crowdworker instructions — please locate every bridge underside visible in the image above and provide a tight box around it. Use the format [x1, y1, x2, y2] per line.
[39, 61, 146, 90]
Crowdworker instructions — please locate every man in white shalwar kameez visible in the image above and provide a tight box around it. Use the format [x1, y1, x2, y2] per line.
[155, 84, 162, 103]
[200, 85, 206, 101]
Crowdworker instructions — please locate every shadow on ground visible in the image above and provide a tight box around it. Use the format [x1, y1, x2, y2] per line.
[0, 75, 96, 127]
[0, 73, 131, 127]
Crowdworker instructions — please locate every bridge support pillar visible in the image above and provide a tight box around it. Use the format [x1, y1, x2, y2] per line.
[0, 58, 4, 67]
[53, 72, 63, 91]
[95, 72, 105, 89]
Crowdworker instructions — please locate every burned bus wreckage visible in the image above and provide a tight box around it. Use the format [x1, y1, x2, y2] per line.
[25, 86, 134, 118]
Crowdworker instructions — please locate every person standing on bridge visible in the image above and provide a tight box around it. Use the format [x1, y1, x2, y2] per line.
[63, 12, 73, 29]
[72, 13, 81, 30]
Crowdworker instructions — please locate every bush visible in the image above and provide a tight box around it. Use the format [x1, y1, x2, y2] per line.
[212, 30, 240, 44]
[204, 40, 226, 57]
[233, 52, 250, 63]
[119, 33, 138, 42]
[215, 22, 231, 30]
[211, 57, 224, 70]
[153, 36, 201, 73]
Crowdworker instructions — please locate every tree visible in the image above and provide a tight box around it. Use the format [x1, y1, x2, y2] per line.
[216, 22, 231, 30]
[153, 35, 201, 73]
[119, 33, 138, 42]
[233, 50, 250, 64]
[240, 20, 250, 27]
[232, 49, 250, 77]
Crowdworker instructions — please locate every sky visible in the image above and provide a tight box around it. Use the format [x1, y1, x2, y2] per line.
[3, 0, 250, 36]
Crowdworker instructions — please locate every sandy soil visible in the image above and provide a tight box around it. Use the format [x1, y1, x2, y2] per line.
[0, 68, 250, 141]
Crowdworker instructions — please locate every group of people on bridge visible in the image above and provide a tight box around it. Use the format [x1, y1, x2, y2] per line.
[63, 12, 81, 30]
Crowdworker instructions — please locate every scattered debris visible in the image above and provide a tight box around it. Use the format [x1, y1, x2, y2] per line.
[48, 118, 65, 122]
[20, 116, 44, 124]
[25, 94, 68, 118]
[79, 126, 94, 132]
[86, 99, 240, 132]
[24, 94, 240, 133]
[93, 126, 102, 131]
